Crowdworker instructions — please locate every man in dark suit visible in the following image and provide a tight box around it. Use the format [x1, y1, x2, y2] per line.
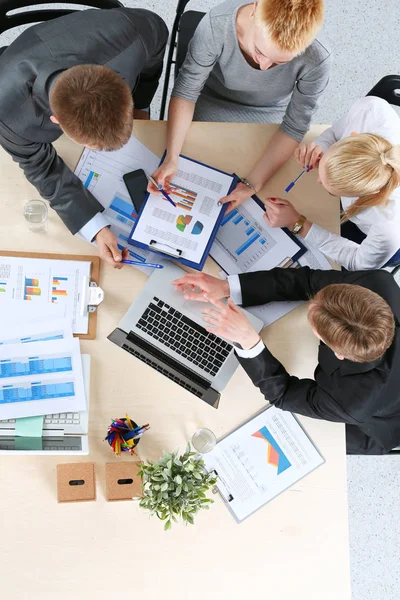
[173, 268, 400, 454]
[0, 8, 168, 266]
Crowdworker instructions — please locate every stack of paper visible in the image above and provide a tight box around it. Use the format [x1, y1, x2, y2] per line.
[0, 317, 86, 422]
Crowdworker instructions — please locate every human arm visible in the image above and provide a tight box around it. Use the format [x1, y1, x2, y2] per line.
[149, 13, 220, 192]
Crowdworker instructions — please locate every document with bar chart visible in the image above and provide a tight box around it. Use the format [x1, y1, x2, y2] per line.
[129, 154, 235, 268]
[74, 136, 162, 271]
[210, 197, 303, 275]
[203, 406, 324, 523]
[0, 338, 86, 419]
[0, 256, 91, 333]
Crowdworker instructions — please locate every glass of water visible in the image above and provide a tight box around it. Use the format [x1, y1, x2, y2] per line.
[23, 199, 48, 232]
[191, 428, 217, 454]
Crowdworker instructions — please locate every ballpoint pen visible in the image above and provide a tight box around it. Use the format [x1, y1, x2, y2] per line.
[284, 165, 310, 194]
[145, 172, 177, 207]
[121, 260, 164, 269]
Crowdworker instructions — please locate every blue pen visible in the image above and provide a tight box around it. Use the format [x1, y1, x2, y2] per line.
[284, 165, 310, 194]
[121, 260, 164, 269]
[145, 172, 176, 208]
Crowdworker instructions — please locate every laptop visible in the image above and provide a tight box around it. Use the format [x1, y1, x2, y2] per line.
[108, 263, 263, 408]
[0, 354, 90, 455]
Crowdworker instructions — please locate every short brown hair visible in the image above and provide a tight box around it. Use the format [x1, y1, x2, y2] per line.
[256, 0, 325, 54]
[308, 283, 395, 363]
[50, 65, 133, 150]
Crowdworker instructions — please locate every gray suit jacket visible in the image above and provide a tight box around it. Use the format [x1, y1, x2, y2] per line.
[0, 8, 168, 234]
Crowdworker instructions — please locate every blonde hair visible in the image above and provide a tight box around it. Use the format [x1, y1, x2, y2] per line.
[50, 65, 133, 151]
[323, 133, 400, 221]
[308, 283, 394, 363]
[255, 0, 325, 54]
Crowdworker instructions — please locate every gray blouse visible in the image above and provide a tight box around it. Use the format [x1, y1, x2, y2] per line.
[172, 0, 332, 141]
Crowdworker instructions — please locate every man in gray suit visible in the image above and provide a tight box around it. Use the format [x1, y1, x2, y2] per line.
[0, 8, 168, 266]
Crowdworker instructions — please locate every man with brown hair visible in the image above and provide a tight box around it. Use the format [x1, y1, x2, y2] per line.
[172, 268, 400, 454]
[0, 8, 168, 266]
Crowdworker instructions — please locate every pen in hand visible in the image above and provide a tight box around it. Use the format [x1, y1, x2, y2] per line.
[284, 165, 310, 194]
[145, 172, 176, 208]
[121, 260, 164, 269]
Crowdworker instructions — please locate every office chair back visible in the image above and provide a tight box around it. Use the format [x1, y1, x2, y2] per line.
[159, 0, 204, 120]
[367, 75, 400, 107]
[0, 0, 123, 35]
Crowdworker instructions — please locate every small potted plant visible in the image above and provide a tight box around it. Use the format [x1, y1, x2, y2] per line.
[138, 444, 217, 530]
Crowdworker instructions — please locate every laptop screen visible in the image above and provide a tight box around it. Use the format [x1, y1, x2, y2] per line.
[0, 436, 83, 451]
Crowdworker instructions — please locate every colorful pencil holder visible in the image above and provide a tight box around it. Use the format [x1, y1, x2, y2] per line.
[105, 416, 141, 456]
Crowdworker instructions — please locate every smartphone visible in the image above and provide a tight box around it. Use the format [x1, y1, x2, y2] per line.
[123, 169, 149, 213]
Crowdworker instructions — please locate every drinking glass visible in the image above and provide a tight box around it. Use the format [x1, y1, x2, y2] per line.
[23, 199, 48, 232]
[191, 428, 217, 454]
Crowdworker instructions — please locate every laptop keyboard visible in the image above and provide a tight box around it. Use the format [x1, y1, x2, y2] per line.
[136, 297, 233, 377]
[1, 413, 81, 426]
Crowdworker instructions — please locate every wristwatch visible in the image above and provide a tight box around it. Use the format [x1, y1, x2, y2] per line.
[291, 215, 306, 234]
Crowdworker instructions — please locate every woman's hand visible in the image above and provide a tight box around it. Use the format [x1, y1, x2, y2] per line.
[263, 197, 301, 229]
[172, 272, 230, 302]
[219, 182, 254, 214]
[201, 296, 261, 350]
[147, 159, 178, 194]
[295, 142, 323, 170]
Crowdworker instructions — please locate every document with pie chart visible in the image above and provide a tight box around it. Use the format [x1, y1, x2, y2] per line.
[129, 154, 235, 267]
[203, 406, 325, 522]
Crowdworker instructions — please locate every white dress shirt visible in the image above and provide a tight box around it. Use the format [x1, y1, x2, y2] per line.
[304, 96, 400, 270]
[77, 212, 109, 242]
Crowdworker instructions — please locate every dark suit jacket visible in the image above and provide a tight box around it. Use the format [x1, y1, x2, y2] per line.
[236, 268, 400, 454]
[0, 8, 168, 234]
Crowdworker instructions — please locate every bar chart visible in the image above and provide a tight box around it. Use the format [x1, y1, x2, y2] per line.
[106, 193, 137, 229]
[83, 170, 100, 192]
[170, 184, 197, 211]
[216, 208, 276, 271]
[24, 277, 41, 300]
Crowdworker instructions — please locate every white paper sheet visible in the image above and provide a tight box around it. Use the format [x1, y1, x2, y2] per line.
[0, 319, 73, 345]
[74, 136, 163, 273]
[131, 155, 235, 265]
[0, 301, 67, 327]
[203, 406, 324, 522]
[0, 256, 91, 334]
[210, 197, 301, 275]
[0, 338, 86, 419]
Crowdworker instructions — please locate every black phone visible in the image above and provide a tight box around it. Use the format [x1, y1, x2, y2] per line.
[123, 169, 149, 213]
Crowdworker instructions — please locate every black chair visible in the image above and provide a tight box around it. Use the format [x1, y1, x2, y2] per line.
[0, 0, 123, 55]
[367, 75, 400, 107]
[159, 0, 204, 120]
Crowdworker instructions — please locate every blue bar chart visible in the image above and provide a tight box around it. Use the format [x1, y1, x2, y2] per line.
[106, 194, 137, 229]
[217, 208, 276, 271]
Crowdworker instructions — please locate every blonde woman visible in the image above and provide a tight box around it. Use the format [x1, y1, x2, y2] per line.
[263, 96, 400, 270]
[149, 0, 331, 208]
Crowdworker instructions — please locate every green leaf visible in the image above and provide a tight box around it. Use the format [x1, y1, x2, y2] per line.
[164, 520, 172, 531]
[174, 475, 182, 485]
[193, 471, 202, 480]
[160, 482, 169, 492]
[175, 485, 182, 497]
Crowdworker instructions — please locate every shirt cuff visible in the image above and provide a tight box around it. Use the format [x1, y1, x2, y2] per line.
[234, 339, 264, 359]
[77, 213, 109, 243]
[227, 275, 243, 305]
[304, 222, 331, 248]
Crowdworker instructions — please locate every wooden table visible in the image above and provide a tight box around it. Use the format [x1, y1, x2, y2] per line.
[0, 122, 350, 600]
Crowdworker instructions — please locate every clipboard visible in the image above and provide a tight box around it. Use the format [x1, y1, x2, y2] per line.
[127, 152, 240, 271]
[0, 251, 102, 340]
[210, 189, 307, 276]
[203, 405, 325, 524]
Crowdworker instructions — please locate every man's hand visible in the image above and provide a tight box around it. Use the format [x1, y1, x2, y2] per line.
[294, 141, 323, 169]
[263, 197, 301, 229]
[172, 272, 230, 302]
[147, 159, 178, 195]
[201, 296, 260, 350]
[219, 182, 253, 214]
[95, 227, 128, 268]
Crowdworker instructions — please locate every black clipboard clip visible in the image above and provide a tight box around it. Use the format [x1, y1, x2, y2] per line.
[211, 469, 234, 503]
[149, 239, 183, 258]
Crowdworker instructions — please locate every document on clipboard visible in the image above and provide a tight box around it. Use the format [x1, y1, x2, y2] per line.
[202, 406, 325, 523]
[128, 154, 237, 270]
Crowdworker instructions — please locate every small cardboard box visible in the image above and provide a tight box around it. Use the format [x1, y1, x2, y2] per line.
[57, 462, 96, 503]
[105, 462, 143, 501]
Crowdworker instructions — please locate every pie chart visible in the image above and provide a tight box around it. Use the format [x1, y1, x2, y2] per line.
[191, 221, 204, 235]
